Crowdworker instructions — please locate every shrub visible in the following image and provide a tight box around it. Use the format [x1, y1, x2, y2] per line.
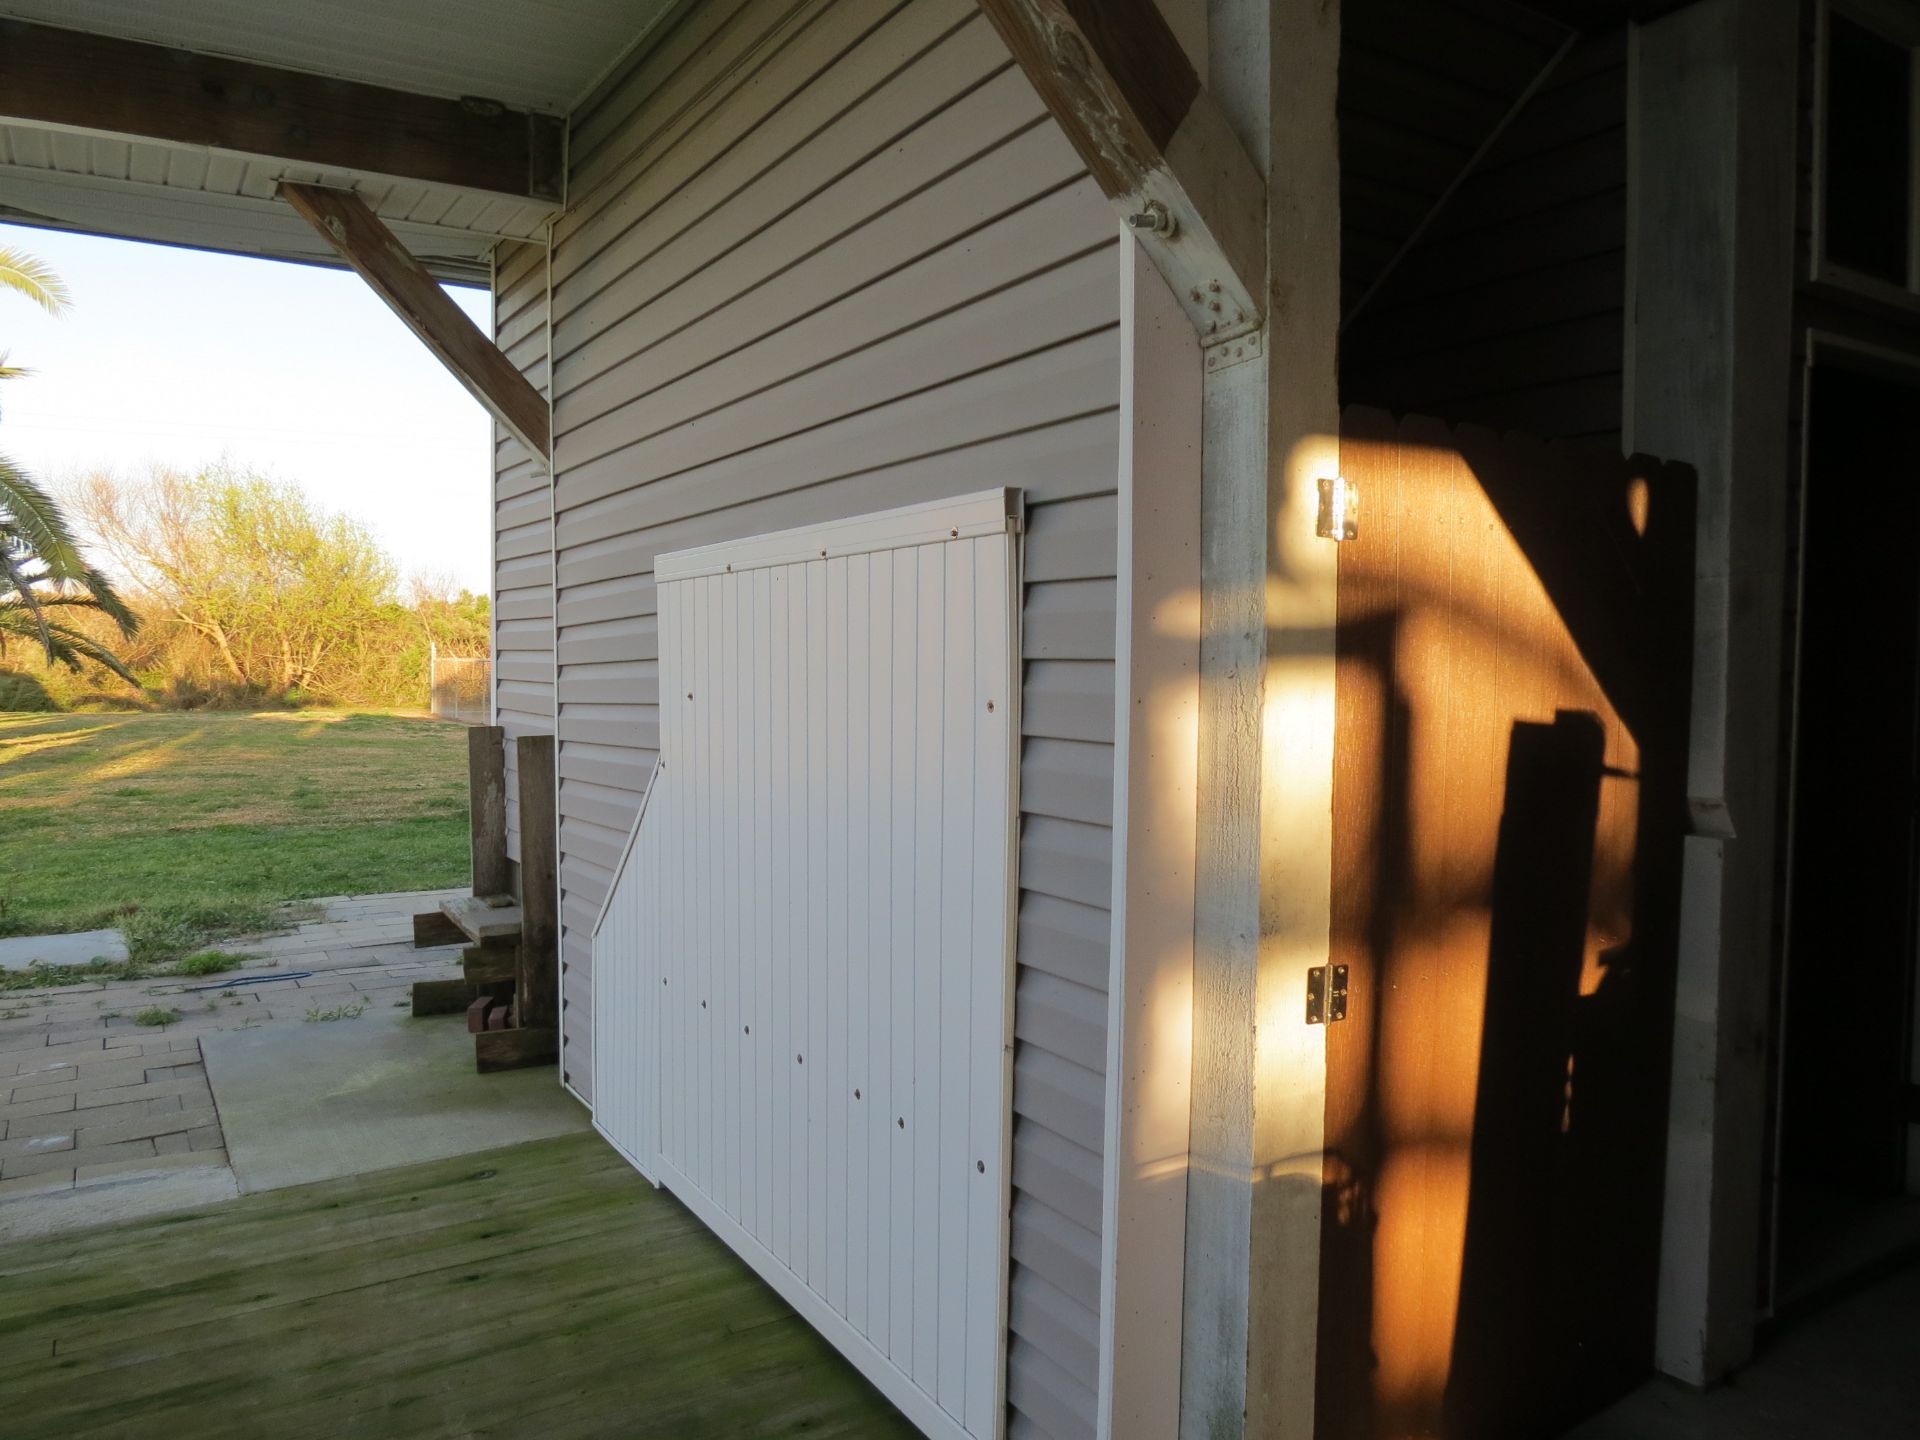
[0, 669, 58, 711]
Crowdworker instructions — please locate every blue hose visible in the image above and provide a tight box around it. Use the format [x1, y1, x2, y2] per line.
[182, 970, 315, 992]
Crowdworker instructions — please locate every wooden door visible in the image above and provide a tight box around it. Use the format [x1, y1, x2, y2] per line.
[1317, 410, 1694, 1440]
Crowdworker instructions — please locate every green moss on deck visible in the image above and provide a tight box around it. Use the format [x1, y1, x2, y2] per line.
[0, 1133, 918, 1439]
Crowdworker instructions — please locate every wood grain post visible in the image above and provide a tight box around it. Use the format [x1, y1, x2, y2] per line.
[514, 733, 559, 1031]
[1627, 0, 1798, 1386]
[279, 184, 552, 461]
[469, 726, 509, 900]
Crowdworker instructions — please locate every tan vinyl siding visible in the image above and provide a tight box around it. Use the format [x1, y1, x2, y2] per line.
[544, 3, 1117, 1433]
[492, 238, 555, 865]
[1341, 13, 1630, 445]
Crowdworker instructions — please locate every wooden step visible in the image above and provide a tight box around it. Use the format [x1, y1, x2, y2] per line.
[476, 1025, 558, 1073]
[441, 894, 523, 944]
[461, 942, 517, 985]
[410, 978, 472, 1017]
[412, 910, 465, 948]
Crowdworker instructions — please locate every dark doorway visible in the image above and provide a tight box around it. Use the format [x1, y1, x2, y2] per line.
[1776, 359, 1920, 1306]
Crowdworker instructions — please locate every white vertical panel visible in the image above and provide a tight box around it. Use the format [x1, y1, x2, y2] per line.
[938, 535, 975, 1415]
[846, 551, 872, 1333]
[771, 564, 795, 1262]
[826, 553, 850, 1315]
[867, 550, 896, 1339]
[913, 543, 944, 1393]
[889, 542, 920, 1368]
[807, 555, 830, 1294]
[593, 491, 1021, 1440]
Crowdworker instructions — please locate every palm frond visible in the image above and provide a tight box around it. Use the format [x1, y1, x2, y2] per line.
[0, 454, 87, 579]
[0, 247, 72, 315]
[0, 610, 139, 684]
[0, 543, 51, 654]
[81, 565, 140, 637]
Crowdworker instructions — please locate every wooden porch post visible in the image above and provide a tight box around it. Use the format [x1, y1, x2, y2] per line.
[1179, 5, 1343, 1439]
[1626, 0, 1799, 1386]
[469, 725, 510, 901]
[514, 733, 559, 1031]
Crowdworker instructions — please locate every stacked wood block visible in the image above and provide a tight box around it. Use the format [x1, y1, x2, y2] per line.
[409, 727, 559, 1073]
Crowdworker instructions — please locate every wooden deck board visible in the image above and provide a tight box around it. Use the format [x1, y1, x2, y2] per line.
[0, 1133, 918, 1439]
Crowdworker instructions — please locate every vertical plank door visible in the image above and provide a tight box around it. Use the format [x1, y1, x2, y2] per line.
[1318, 410, 1693, 1440]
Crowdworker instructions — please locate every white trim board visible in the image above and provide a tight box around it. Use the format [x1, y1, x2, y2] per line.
[654, 487, 1023, 580]
[1097, 234, 1202, 1440]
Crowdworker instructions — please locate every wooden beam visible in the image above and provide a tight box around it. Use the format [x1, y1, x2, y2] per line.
[0, 20, 563, 203]
[514, 734, 560, 1031]
[280, 185, 551, 461]
[461, 724, 514, 898]
[974, 0, 1267, 342]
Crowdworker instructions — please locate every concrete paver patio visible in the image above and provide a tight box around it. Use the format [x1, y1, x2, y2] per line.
[0, 888, 480, 1236]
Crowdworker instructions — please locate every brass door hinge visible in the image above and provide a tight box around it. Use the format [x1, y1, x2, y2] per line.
[1306, 964, 1349, 1025]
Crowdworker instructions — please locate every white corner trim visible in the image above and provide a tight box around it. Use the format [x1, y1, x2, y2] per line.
[1097, 233, 1203, 1440]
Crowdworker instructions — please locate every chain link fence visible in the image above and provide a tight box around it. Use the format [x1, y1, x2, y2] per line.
[429, 647, 492, 725]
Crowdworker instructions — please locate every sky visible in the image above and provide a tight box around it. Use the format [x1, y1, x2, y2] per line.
[0, 222, 496, 594]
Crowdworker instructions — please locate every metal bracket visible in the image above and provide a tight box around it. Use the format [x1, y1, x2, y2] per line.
[1203, 325, 1264, 374]
[1306, 964, 1350, 1025]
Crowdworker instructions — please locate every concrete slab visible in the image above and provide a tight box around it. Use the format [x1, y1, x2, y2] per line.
[0, 1162, 239, 1242]
[202, 1003, 587, 1194]
[0, 929, 127, 972]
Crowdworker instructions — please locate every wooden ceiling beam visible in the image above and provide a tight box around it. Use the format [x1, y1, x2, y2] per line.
[974, 0, 1267, 344]
[0, 19, 564, 203]
[281, 184, 550, 462]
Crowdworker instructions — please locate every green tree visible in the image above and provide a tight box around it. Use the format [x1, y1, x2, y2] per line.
[0, 246, 139, 683]
[75, 465, 400, 698]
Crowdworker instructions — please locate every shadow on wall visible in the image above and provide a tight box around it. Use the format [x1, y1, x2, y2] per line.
[1316, 410, 1695, 1440]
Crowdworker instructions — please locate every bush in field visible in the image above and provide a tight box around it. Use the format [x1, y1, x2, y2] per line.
[56, 466, 488, 709]
[0, 668, 58, 711]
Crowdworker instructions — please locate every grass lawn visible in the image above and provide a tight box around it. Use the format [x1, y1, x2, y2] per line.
[0, 710, 471, 958]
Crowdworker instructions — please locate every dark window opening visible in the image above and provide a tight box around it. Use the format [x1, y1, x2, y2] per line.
[1824, 11, 1913, 285]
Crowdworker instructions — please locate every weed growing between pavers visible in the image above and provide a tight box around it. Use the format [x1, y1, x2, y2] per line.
[120, 900, 320, 965]
[0, 903, 322, 992]
[135, 1006, 180, 1027]
[172, 950, 251, 977]
[1, 955, 149, 993]
[304, 1000, 369, 1022]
